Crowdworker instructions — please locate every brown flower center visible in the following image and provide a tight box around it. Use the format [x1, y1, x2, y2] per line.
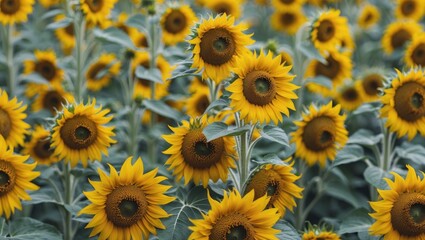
[106, 185, 147, 227]
[302, 116, 336, 152]
[60, 115, 98, 149]
[245, 167, 281, 207]
[64, 24, 74, 36]
[317, 20, 335, 42]
[0, 0, 20, 15]
[391, 192, 425, 237]
[401, 0, 416, 16]
[136, 35, 148, 48]
[394, 81, 425, 122]
[164, 9, 187, 34]
[200, 28, 236, 66]
[35, 60, 57, 81]
[314, 54, 341, 80]
[280, 12, 296, 26]
[243, 70, 276, 106]
[210, 212, 255, 240]
[86, 0, 103, 13]
[280, 0, 295, 4]
[364, 12, 373, 23]
[34, 137, 54, 159]
[0, 160, 16, 196]
[181, 129, 224, 169]
[88, 63, 107, 80]
[391, 29, 412, 49]
[0, 108, 11, 139]
[411, 43, 425, 66]
[195, 95, 210, 116]
[42, 90, 66, 114]
[362, 74, 383, 96]
[342, 87, 359, 102]
[212, 3, 232, 16]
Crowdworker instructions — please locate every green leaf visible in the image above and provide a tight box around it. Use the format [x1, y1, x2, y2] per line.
[298, 41, 327, 63]
[46, 17, 72, 30]
[135, 66, 163, 84]
[253, 154, 288, 166]
[304, 76, 332, 89]
[26, 192, 62, 206]
[331, 144, 365, 168]
[351, 103, 380, 116]
[6, 217, 62, 240]
[0, 218, 7, 236]
[41, 9, 63, 20]
[338, 208, 373, 235]
[348, 129, 382, 146]
[143, 100, 183, 121]
[395, 142, 425, 165]
[19, 73, 49, 84]
[260, 126, 289, 147]
[168, 68, 198, 81]
[203, 122, 251, 142]
[126, 13, 148, 33]
[204, 98, 229, 113]
[275, 220, 300, 240]
[363, 165, 391, 190]
[324, 171, 362, 208]
[93, 28, 135, 50]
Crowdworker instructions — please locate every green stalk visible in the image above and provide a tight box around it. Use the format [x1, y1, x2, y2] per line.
[235, 114, 252, 193]
[74, 15, 86, 103]
[3, 24, 16, 96]
[294, 159, 306, 230]
[381, 128, 393, 172]
[63, 162, 73, 240]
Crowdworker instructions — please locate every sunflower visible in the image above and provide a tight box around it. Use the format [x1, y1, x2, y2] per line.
[163, 116, 236, 188]
[305, 50, 353, 97]
[188, 13, 254, 83]
[357, 4, 381, 29]
[358, 72, 384, 102]
[31, 84, 75, 115]
[22, 126, 58, 165]
[161, 5, 197, 46]
[86, 53, 121, 92]
[189, 190, 281, 239]
[24, 49, 64, 87]
[369, 164, 425, 240]
[39, 0, 60, 8]
[381, 20, 422, 55]
[279, 50, 293, 66]
[51, 100, 116, 167]
[244, 161, 303, 218]
[339, 31, 355, 56]
[131, 32, 149, 48]
[310, 9, 349, 53]
[380, 69, 425, 140]
[79, 157, 175, 240]
[271, 0, 305, 8]
[114, 13, 137, 39]
[227, 50, 298, 125]
[0, 0, 34, 25]
[395, 0, 424, 21]
[80, 0, 116, 25]
[0, 89, 30, 148]
[334, 83, 364, 112]
[54, 14, 75, 55]
[189, 76, 208, 93]
[131, 52, 172, 100]
[186, 87, 211, 117]
[302, 230, 341, 240]
[271, 6, 307, 35]
[405, 33, 425, 68]
[205, 0, 242, 19]
[0, 136, 39, 219]
[290, 102, 348, 167]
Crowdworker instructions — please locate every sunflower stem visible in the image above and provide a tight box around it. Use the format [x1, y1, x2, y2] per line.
[63, 161, 74, 240]
[3, 24, 16, 96]
[381, 127, 394, 172]
[294, 158, 307, 230]
[74, 13, 86, 103]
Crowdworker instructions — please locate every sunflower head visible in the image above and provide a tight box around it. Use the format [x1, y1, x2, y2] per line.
[271, 6, 307, 35]
[24, 49, 64, 86]
[405, 33, 425, 68]
[334, 83, 364, 112]
[205, 0, 242, 19]
[86, 53, 121, 92]
[359, 72, 384, 102]
[395, 0, 424, 21]
[31, 85, 75, 115]
[161, 5, 197, 45]
[163, 116, 237, 187]
[0, 0, 34, 25]
[54, 14, 75, 54]
[189, 190, 281, 239]
[80, 0, 116, 25]
[302, 223, 341, 240]
[79, 157, 175, 239]
[188, 13, 254, 83]
[244, 161, 303, 218]
[22, 126, 58, 165]
[382, 20, 422, 55]
[185, 87, 211, 117]
[381, 69, 425, 140]
[357, 4, 381, 29]
[370, 165, 425, 239]
[291, 102, 348, 167]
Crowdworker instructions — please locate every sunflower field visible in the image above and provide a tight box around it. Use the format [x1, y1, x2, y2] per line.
[1, 0, 425, 239]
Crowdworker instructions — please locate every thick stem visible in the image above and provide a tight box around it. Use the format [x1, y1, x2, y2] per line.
[4, 25, 16, 96]
[128, 104, 139, 156]
[74, 16, 86, 103]
[294, 159, 307, 230]
[381, 128, 393, 172]
[63, 162, 73, 240]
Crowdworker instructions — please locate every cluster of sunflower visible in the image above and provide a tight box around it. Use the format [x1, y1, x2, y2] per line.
[1, 0, 425, 239]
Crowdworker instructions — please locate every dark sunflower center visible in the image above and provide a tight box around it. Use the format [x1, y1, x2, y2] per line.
[342, 87, 359, 102]
[364, 13, 373, 23]
[391, 192, 425, 236]
[181, 129, 225, 169]
[42, 90, 65, 113]
[199, 28, 236, 66]
[266, 181, 278, 196]
[164, 9, 187, 34]
[88, 63, 107, 80]
[412, 43, 425, 66]
[35, 60, 56, 81]
[34, 138, 54, 159]
[281, 0, 295, 3]
[0, 108, 12, 139]
[362, 74, 383, 96]
[245, 167, 281, 206]
[302, 116, 336, 152]
[243, 70, 276, 106]
[0, 160, 16, 196]
[210, 212, 255, 240]
[195, 95, 210, 116]
[391, 29, 412, 49]
[106, 185, 147, 228]
[317, 20, 335, 42]
[280, 13, 296, 26]
[86, 0, 103, 13]
[60, 115, 98, 150]
[0, 0, 20, 15]
[213, 3, 231, 15]
[315, 54, 341, 80]
[401, 0, 415, 15]
[137, 35, 148, 48]
[394, 81, 425, 122]
[64, 24, 74, 36]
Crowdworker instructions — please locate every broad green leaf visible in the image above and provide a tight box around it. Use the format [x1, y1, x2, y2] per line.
[253, 154, 289, 166]
[304, 76, 332, 89]
[203, 122, 251, 142]
[363, 165, 391, 190]
[93, 28, 135, 50]
[338, 208, 373, 235]
[126, 13, 148, 33]
[395, 142, 425, 165]
[46, 17, 72, 30]
[135, 66, 163, 84]
[41, 9, 63, 19]
[331, 144, 365, 168]
[143, 100, 183, 121]
[324, 172, 362, 208]
[7, 217, 62, 240]
[348, 129, 382, 146]
[260, 126, 289, 147]
[351, 103, 380, 116]
[298, 41, 327, 63]
[0, 218, 7, 236]
[19, 73, 49, 84]
[275, 220, 300, 240]
[168, 68, 198, 81]
[204, 98, 229, 113]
